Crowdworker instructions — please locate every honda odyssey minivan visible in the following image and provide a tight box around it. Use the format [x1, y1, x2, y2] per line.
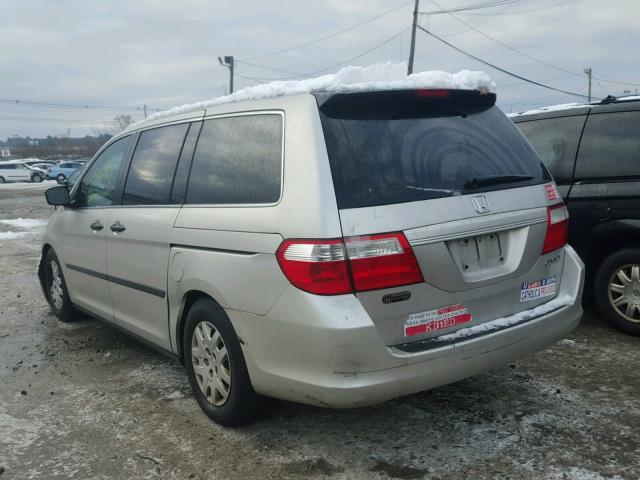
[39, 87, 585, 426]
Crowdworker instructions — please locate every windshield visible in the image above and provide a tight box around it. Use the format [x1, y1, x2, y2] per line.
[319, 104, 549, 209]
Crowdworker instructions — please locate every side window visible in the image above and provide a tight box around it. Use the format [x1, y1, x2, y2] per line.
[185, 114, 283, 204]
[576, 111, 640, 179]
[75, 137, 130, 208]
[516, 115, 586, 183]
[122, 123, 189, 205]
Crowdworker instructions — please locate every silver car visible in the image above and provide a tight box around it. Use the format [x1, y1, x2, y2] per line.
[38, 88, 584, 426]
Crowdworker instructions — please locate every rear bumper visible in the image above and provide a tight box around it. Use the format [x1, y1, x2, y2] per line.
[230, 245, 584, 408]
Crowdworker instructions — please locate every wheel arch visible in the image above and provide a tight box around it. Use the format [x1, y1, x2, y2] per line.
[584, 227, 640, 284]
[175, 290, 225, 364]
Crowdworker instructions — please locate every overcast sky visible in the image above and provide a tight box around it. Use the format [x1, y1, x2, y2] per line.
[1, 0, 639, 139]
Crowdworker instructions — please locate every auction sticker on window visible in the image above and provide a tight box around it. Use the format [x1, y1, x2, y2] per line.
[520, 276, 556, 302]
[404, 304, 472, 337]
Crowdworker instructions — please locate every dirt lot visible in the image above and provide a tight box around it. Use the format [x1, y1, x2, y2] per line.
[0, 183, 639, 480]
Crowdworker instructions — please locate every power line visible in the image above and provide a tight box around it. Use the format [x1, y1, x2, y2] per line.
[0, 98, 162, 112]
[425, 0, 582, 78]
[591, 71, 640, 87]
[236, 29, 409, 83]
[240, 0, 412, 60]
[452, 0, 584, 16]
[425, 0, 639, 89]
[235, 60, 301, 76]
[417, 25, 592, 99]
[420, 0, 525, 15]
[438, 1, 513, 37]
[0, 115, 119, 125]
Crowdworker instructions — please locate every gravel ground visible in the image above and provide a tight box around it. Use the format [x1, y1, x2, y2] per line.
[0, 183, 639, 480]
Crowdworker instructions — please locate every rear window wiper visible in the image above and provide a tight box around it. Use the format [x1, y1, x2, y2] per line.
[463, 175, 534, 190]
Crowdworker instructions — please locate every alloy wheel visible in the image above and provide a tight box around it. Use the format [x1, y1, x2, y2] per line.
[608, 264, 640, 324]
[191, 321, 232, 406]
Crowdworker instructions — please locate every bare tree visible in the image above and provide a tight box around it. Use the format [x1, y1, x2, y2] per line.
[112, 114, 134, 133]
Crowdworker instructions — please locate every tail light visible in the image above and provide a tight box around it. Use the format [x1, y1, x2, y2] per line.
[345, 233, 423, 291]
[276, 239, 352, 295]
[276, 232, 424, 295]
[542, 203, 569, 254]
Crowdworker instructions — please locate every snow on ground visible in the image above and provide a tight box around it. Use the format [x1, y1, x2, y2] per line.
[0, 180, 57, 190]
[0, 218, 48, 241]
[139, 62, 495, 125]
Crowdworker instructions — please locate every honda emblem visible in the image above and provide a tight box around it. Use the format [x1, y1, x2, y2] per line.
[472, 194, 490, 214]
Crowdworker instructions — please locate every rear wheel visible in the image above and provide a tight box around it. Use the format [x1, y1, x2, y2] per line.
[0, 176, 5, 183]
[183, 298, 259, 427]
[594, 249, 640, 336]
[44, 249, 76, 322]
[56, 174, 66, 184]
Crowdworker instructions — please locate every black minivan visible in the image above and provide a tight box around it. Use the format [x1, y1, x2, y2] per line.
[512, 96, 640, 335]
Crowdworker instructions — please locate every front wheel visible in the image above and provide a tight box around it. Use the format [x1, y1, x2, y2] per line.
[44, 249, 76, 322]
[56, 174, 66, 184]
[183, 298, 259, 427]
[32, 173, 43, 183]
[594, 249, 640, 336]
[0, 176, 5, 183]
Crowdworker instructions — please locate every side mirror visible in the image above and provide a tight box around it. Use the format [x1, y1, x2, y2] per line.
[45, 186, 71, 206]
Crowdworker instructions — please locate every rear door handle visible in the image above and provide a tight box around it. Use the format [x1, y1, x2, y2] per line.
[90, 221, 104, 231]
[110, 221, 126, 233]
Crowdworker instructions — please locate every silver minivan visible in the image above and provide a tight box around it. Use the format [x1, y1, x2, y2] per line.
[39, 87, 584, 426]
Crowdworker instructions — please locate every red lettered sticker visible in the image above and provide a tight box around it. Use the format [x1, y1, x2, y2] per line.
[404, 304, 472, 337]
[544, 183, 558, 201]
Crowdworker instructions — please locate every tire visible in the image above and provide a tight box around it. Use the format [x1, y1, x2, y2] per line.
[183, 298, 259, 427]
[44, 249, 76, 322]
[594, 249, 640, 336]
[0, 176, 5, 183]
[32, 174, 43, 183]
[56, 174, 66, 184]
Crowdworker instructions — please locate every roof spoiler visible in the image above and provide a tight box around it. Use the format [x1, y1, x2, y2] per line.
[315, 89, 496, 120]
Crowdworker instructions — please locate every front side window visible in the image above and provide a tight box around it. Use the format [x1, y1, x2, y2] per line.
[75, 137, 130, 208]
[185, 114, 283, 205]
[122, 123, 189, 205]
[576, 111, 640, 179]
[516, 115, 586, 183]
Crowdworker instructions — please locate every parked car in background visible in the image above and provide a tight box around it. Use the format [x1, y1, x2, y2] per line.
[512, 95, 640, 335]
[64, 166, 84, 188]
[0, 160, 31, 183]
[39, 86, 584, 426]
[22, 159, 58, 168]
[25, 164, 46, 182]
[46, 161, 84, 183]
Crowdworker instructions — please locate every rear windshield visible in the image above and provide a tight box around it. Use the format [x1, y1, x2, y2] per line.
[318, 96, 549, 209]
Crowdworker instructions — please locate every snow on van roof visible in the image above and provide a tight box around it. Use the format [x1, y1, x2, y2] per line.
[507, 95, 640, 118]
[140, 62, 495, 125]
[506, 102, 586, 118]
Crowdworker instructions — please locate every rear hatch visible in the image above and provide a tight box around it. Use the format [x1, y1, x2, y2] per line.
[316, 89, 567, 346]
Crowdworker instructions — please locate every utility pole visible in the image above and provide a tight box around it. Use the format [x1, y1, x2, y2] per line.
[407, 0, 420, 75]
[584, 67, 592, 102]
[143, 104, 147, 119]
[218, 56, 234, 94]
